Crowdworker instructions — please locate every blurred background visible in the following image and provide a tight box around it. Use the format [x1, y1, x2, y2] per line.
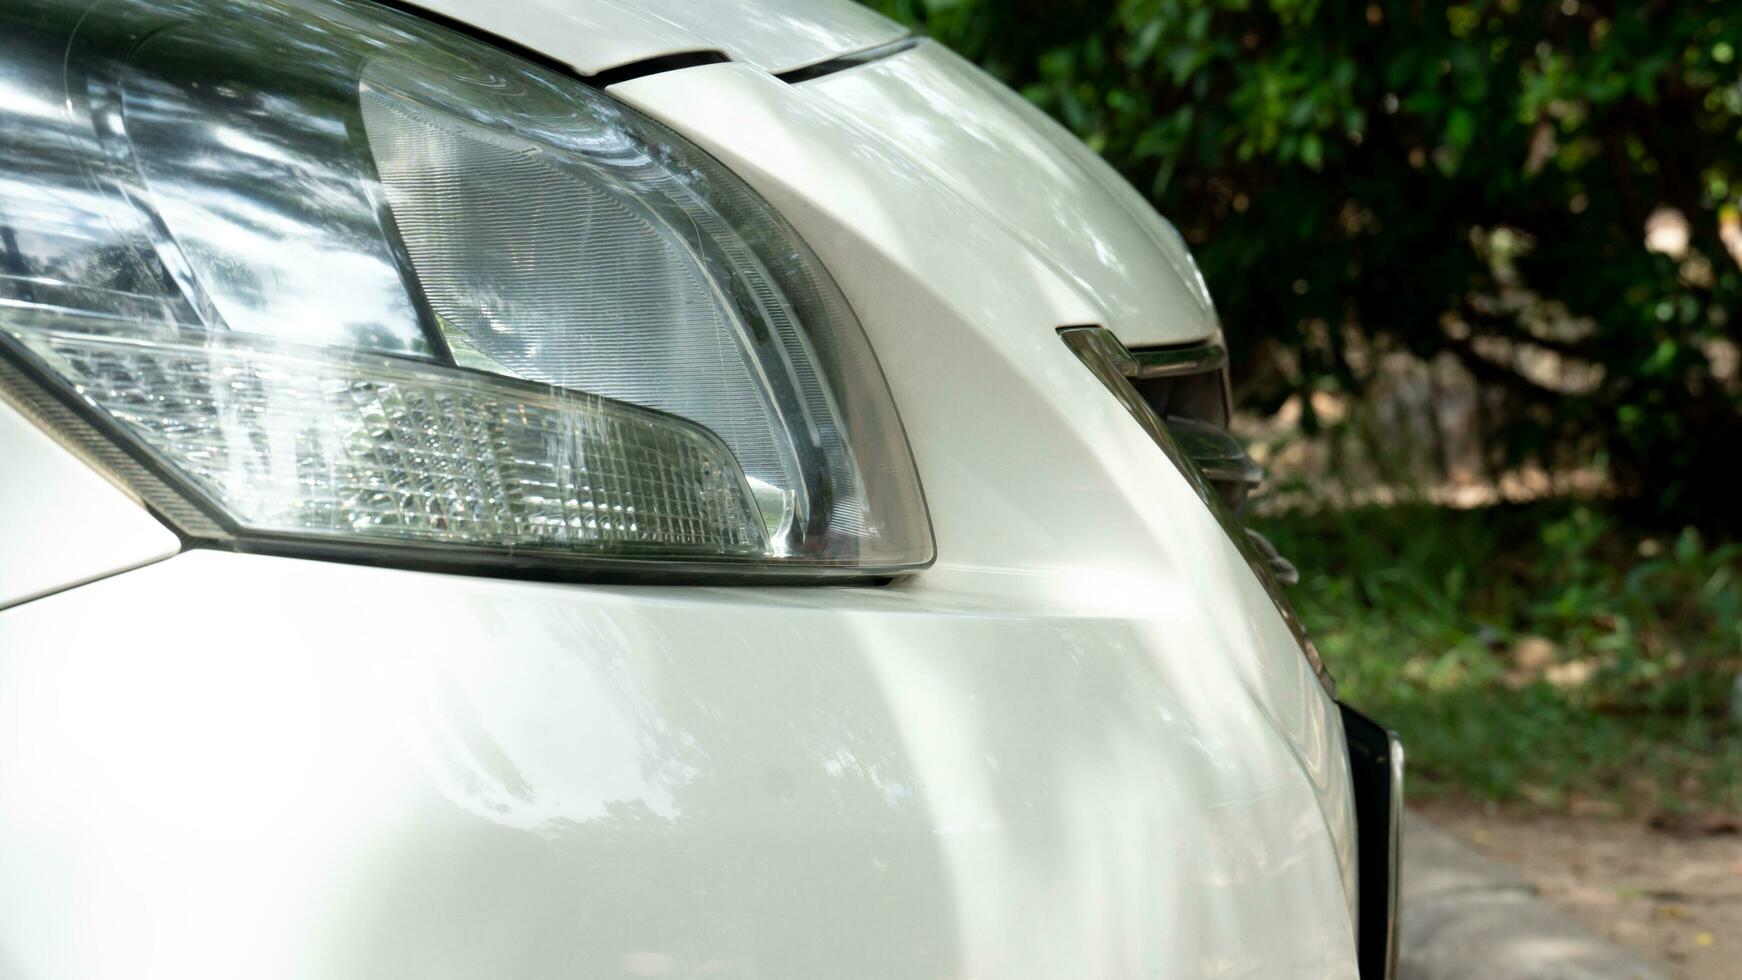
[863, 0, 1740, 975]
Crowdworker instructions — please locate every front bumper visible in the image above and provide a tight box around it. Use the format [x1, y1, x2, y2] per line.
[0, 548, 1363, 978]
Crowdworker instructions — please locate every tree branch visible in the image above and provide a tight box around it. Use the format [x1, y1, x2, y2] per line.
[1439, 327, 1567, 405]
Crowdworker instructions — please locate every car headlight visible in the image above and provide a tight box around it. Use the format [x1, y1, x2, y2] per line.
[0, 0, 932, 578]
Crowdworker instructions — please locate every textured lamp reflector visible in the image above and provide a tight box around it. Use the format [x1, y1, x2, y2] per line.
[6, 316, 767, 555]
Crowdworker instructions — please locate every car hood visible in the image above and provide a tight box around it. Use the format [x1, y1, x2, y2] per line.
[408, 0, 908, 76]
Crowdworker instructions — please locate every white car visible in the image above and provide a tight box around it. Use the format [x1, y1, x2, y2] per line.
[0, 0, 1400, 976]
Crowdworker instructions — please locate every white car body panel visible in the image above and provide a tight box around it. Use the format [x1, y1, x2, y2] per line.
[0, 547, 1353, 978]
[0, 1, 1362, 976]
[407, 0, 908, 75]
[800, 42, 1219, 347]
[0, 399, 178, 609]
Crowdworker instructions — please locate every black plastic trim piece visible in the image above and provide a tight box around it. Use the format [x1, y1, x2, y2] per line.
[218, 533, 900, 587]
[587, 51, 732, 88]
[367, 0, 729, 89]
[1342, 703, 1404, 980]
[776, 36, 921, 85]
[1124, 340, 1228, 380]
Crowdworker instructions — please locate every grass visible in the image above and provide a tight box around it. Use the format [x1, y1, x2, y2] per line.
[1256, 501, 1742, 816]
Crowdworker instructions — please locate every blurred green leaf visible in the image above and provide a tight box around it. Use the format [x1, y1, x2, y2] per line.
[1255, 501, 1742, 814]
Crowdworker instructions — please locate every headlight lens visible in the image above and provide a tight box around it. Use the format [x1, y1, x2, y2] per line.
[0, 0, 931, 576]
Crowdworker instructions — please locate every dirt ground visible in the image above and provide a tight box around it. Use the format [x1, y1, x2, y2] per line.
[1418, 802, 1742, 980]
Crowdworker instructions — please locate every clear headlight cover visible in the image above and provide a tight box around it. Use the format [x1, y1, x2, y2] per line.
[0, 0, 932, 577]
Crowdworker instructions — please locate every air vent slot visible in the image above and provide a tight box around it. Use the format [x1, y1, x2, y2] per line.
[1061, 328, 1299, 586]
[775, 37, 921, 84]
[1060, 326, 1327, 691]
[1121, 339, 1295, 584]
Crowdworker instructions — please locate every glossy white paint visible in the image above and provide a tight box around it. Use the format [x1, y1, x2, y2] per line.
[0, 546, 1354, 978]
[612, 55, 1357, 941]
[0, 398, 178, 609]
[407, 0, 907, 76]
[0, 2, 1363, 977]
[801, 41, 1219, 348]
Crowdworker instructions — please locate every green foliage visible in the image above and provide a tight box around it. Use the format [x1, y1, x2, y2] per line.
[869, 0, 1742, 521]
[1258, 502, 1742, 813]
[872, 0, 1742, 810]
